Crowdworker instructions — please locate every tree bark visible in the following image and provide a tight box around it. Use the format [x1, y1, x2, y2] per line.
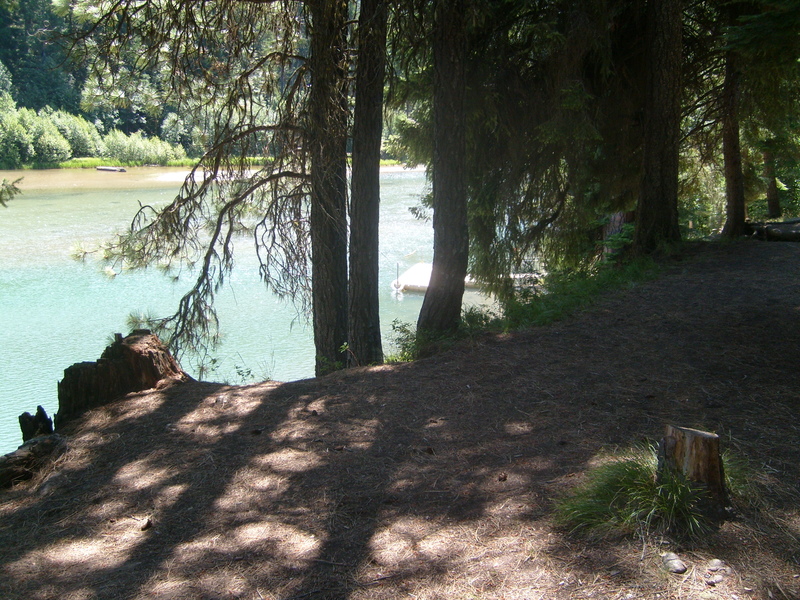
[658, 425, 728, 518]
[348, 0, 387, 367]
[417, 0, 469, 336]
[721, 6, 748, 237]
[55, 330, 190, 428]
[308, 0, 349, 375]
[633, 0, 682, 254]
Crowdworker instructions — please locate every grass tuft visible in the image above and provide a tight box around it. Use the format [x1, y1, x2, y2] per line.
[555, 444, 716, 540]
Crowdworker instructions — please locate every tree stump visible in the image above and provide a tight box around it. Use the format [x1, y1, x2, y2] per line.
[19, 405, 54, 442]
[658, 425, 728, 517]
[55, 330, 192, 429]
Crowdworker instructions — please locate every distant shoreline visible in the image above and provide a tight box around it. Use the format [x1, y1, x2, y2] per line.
[0, 164, 427, 191]
[149, 163, 425, 182]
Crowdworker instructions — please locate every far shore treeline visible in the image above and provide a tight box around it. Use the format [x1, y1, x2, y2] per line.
[0, 94, 188, 169]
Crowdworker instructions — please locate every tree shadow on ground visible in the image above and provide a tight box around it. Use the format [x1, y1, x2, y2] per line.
[0, 240, 798, 600]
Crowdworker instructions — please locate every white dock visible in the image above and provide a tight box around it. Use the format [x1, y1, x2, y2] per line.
[391, 263, 478, 293]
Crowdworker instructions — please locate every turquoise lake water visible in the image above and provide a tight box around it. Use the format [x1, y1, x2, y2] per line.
[0, 167, 487, 454]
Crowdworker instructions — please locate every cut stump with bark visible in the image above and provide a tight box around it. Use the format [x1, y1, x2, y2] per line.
[658, 425, 728, 518]
[55, 330, 192, 429]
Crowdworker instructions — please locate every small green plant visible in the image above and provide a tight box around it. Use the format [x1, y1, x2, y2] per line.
[555, 444, 712, 540]
[315, 354, 345, 376]
[597, 221, 635, 257]
[386, 319, 419, 362]
[0, 177, 21, 208]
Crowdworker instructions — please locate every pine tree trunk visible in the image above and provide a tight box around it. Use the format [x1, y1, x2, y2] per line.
[308, 0, 349, 375]
[348, 0, 387, 367]
[721, 6, 747, 237]
[633, 0, 682, 254]
[417, 0, 469, 337]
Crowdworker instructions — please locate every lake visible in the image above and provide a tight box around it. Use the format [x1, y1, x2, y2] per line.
[0, 166, 489, 455]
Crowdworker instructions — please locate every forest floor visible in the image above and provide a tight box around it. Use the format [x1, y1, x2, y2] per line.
[1, 240, 799, 600]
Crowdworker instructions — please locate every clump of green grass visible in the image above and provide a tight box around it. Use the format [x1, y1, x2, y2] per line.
[555, 444, 715, 540]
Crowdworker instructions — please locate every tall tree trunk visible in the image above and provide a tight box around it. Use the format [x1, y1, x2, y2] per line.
[308, 0, 349, 375]
[763, 147, 782, 219]
[417, 0, 469, 337]
[348, 0, 387, 367]
[721, 6, 747, 237]
[633, 0, 682, 253]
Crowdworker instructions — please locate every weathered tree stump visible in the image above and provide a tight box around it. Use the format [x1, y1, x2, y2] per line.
[658, 425, 728, 517]
[55, 330, 192, 429]
[19, 405, 54, 442]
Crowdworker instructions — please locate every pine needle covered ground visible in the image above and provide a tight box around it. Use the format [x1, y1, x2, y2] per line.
[1, 240, 798, 600]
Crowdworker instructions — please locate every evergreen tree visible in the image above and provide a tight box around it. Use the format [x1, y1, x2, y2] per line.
[0, 0, 83, 111]
[417, 0, 469, 337]
[633, 0, 682, 252]
[349, 0, 387, 366]
[66, 0, 392, 376]
[307, 0, 349, 374]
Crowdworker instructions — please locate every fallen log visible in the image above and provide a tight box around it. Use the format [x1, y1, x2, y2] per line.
[0, 434, 66, 488]
[748, 220, 800, 242]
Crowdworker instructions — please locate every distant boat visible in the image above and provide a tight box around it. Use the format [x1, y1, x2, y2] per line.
[96, 166, 127, 172]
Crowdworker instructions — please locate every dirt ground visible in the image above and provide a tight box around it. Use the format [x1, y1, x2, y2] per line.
[1, 240, 799, 600]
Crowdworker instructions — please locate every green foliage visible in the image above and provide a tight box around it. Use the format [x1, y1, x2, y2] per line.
[557, 443, 761, 540]
[386, 319, 421, 363]
[0, 102, 33, 168]
[747, 181, 800, 221]
[503, 257, 659, 330]
[49, 109, 105, 157]
[0, 60, 12, 95]
[101, 130, 186, 165]
[25, 109, 73, 164]
[0, 0, 83, 112]
[555, 444, 710, 540]
[386, 304, 499, 363]
[0, 176, 21, 207]
[0, 104, 73, 165]
[386, 257, 657, 364]
[598, 221, 635, 256]
[0, 91, 185, 167]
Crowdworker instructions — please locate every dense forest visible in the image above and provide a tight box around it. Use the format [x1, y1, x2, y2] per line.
[2, 0, 800, 374]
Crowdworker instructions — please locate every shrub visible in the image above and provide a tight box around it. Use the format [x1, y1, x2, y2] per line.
[102, 129, 186, 165]
[49, 110, 105, 157]
[32, 121, 73, 164]
[0, 110, 33, 169]
[12, 107, 73, 165]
